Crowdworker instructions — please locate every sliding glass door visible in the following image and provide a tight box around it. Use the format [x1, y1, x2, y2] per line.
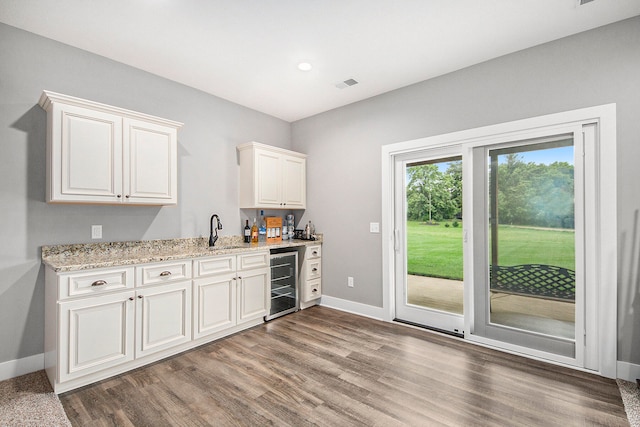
[384, 106, 616, 375]
[394, 147, 464, 334]
[470, 133, 584, 361]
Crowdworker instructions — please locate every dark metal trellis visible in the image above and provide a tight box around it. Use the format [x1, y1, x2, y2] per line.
[490, 264, 575, 301]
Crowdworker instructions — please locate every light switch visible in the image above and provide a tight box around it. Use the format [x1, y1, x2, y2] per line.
[370, 222, 380, 233]
[91, 225, 102, 239]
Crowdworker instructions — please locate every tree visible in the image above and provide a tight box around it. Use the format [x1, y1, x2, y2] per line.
[495, 153, 574, 229]
[406, 163, 461, 222]
[445, 161, 462, 218]
[495, 154, 532, 225]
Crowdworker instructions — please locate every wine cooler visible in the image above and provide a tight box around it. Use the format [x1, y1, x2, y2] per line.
[266, 251, 298, 320]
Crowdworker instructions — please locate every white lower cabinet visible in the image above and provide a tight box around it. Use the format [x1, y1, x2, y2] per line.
[237, 267, 269, 323]
[193, 252, 269, 339]
[45, 251, 270, 393]
[58, 291, 135, 383]
[136, 280, 192, 358]
[193, 272, 237, 338]
[43, 242, 328, 394]
[300, 244, 322, 308]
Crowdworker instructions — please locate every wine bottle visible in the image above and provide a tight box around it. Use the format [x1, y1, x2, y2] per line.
[251, 218, 258, 243]
[244, 220, 251, 243]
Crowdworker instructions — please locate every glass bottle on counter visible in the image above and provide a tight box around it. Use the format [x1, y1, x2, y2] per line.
[244, 220, 251, 243]
[251, 218, 258, 243]
[259, 210, 266, 242]
[304, 220, 315, 240]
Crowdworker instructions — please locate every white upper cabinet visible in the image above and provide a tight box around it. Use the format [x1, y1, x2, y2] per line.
[39, 91, 182, 205]
[124, 118, 178, 204]
[238, 142, 306, 209]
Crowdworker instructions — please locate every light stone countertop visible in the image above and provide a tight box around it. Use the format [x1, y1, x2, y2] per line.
[42, 235, 322, 272]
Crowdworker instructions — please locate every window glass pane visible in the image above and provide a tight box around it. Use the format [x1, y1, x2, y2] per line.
[488, 140, 575, 338]
[406, 157, 463, 314]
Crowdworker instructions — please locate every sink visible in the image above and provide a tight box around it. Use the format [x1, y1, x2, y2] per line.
[209, 245, 244, 250]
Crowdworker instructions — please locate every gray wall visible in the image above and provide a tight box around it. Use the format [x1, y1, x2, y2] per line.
[291, 16, 640, 364]
[0, 23, 290, 364]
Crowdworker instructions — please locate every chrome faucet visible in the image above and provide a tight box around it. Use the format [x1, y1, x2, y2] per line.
[209, 214, 222, 247]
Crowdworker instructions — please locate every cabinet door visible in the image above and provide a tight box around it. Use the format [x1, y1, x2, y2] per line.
[59, 291, 135, 382]
[255, 150, 281, 208]
[237, 268, 269, 323]
[53, 104, 123, 203]
[123, 118, 177, 205]
[136, 281, 191, 358]
[193, 273, 237, 339]
[281, 155, 306, 208]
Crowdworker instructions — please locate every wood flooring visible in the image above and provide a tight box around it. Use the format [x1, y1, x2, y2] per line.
[60, 306, 628, 426]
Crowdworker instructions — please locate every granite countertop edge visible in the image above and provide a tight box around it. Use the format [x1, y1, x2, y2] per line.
[42, 235, 322, 273]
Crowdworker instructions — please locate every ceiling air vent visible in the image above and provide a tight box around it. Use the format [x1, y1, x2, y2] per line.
[335, 78, 359, 89]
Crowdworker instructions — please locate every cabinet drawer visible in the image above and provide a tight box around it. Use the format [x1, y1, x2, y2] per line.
[306, 259, 322, 280]
[302, 278, 321, 303]
[59, 267, 135, 300]
[306, 245, 321, 260]
[238, 251, 269, 270]
[194, 256, 236, 278]
[136, 261, 192, 286]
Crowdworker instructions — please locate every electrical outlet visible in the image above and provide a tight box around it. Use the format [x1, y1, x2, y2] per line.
[91, 225, 102, 239]
[370, 222, 380, 233]
[347, 276, 354, 287]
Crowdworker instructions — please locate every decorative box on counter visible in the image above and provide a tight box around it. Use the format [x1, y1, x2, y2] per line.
[266, 217, 283, 242]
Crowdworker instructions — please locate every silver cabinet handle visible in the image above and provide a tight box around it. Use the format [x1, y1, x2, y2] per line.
[159, 271, 172, 277]
[91, 280, 107, 287]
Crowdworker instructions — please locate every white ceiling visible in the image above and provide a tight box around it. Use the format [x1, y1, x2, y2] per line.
[1, 1, 639, 122]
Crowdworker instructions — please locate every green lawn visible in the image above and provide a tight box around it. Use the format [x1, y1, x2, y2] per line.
[407, 221, 575, 280]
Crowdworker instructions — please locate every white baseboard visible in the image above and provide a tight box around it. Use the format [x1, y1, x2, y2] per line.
[320, 295, 386, 321]
[617, 360, 640, 382]
[0, 353, 44, 382]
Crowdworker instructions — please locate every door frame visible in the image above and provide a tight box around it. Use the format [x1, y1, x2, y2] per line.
[381, 104, 617, 378]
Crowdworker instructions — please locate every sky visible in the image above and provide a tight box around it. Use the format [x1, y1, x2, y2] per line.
[433, 145, 574, 172]
[514, 146, 574, 165]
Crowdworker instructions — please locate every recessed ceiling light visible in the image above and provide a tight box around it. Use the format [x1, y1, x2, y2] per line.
[297, 62, 312, 71]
